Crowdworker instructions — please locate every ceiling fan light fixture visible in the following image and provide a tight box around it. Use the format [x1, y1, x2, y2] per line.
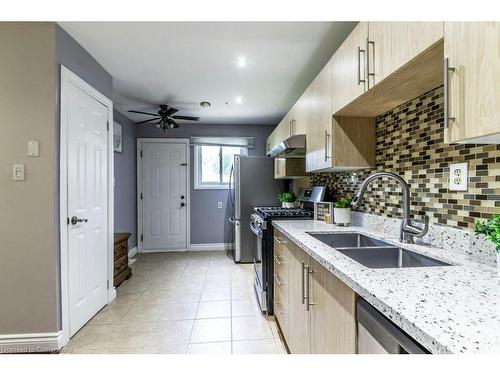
[200, 101, 211, 108]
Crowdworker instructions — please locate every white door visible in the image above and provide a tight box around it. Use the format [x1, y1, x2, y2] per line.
[141, 142, 188, 252]
[67, 81, 109, 336]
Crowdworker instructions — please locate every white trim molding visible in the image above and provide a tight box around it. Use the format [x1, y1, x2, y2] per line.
[188, 243, 234, 251]
[137, 138, 191, 254]
[59, 65, 115, 347]
[0, 331, 63, 353]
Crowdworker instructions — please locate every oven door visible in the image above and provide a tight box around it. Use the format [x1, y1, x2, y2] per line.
[250, 220, 266, 312]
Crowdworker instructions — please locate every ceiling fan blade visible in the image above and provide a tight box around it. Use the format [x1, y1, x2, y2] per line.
[136, 117, 161, 124]
[165, 107, 179, 116]
[172, 115, 200, 121]
[128, 110, 158, 116]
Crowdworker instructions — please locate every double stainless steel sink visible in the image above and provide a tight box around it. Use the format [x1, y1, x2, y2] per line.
[307, 232, 451, 269]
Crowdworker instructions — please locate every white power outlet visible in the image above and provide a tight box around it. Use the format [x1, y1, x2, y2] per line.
[217, 202, 223, 209]
[449, 162, 468, 191]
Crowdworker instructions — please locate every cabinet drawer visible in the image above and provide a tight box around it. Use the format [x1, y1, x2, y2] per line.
[274, 287, 289, 337]
[114, 253, 128, 275]
[114, 241, 128, 258]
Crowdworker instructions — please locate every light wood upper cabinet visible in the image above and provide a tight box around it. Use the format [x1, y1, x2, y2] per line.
[445, 22, 500, 144]
[368, 22, 444, 88]
[266, 113, 291, 154]
[274, 158, 307, 179]
[290, 89, 309, 136]
[331, 22, 369, 114]
[306, 59, 333, 172]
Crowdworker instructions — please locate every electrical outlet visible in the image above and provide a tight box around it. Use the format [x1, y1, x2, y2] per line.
[217, 202, 223, 209]
[449, 162, 468, 191]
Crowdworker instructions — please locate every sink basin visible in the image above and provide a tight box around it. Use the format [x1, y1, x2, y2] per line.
[336, 247, 452, 269]
[307, 232, 391, 248]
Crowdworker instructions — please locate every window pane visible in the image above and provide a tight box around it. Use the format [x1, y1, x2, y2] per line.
[221, 147, 243, 183]
[200, 145, 220, 183]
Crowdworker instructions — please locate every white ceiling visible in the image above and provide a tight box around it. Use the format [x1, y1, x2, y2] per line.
[59, 22, 357, 125]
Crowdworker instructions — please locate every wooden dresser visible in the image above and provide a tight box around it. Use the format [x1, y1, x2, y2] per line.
[114, 233, 132, 287]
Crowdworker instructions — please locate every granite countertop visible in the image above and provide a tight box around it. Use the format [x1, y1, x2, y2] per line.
[272, 219, 500, 354]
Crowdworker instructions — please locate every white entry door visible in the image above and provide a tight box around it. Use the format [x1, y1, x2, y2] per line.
[66, 80, 109, 336]
[141, 141, 188, 252]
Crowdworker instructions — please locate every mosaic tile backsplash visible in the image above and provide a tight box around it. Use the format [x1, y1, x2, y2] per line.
[311, 86, 500, 230]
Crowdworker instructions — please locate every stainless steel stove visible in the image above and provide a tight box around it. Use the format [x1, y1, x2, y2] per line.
[250, 187, 325, 313]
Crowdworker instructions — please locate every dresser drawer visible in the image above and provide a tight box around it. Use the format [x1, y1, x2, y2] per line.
[114, 241, 128, 258]
[114, 253, 128, 275]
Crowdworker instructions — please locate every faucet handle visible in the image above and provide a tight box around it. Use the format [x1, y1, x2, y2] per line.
[403, 216, 430, 238]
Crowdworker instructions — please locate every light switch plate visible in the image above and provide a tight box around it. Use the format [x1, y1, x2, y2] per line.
[449, 162, 468, 191]
[28, 140, 39, 157]
[13, 164, 25, 181]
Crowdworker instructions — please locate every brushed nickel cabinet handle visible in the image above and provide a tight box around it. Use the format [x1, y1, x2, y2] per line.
[305, 266, 315, 311]
[273, 273, 287, 286]
[324, 131, 331, 162]
[444, 57, 456, 129]
[367, 39, 375, 88]
[274, 255, 284, 265]
[301, 261, 306, 304]
[357, 46, 366, 86]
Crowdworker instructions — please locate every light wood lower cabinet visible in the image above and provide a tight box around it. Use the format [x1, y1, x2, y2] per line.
[273, 229, 357, 354]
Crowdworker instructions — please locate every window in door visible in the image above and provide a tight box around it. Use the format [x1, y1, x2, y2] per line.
[194, 145, 247, 189]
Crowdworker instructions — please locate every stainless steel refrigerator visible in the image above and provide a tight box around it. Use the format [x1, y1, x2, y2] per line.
[229, 155, 284, 263]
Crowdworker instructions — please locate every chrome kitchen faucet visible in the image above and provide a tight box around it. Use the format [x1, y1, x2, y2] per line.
[351, 172, 429, 244]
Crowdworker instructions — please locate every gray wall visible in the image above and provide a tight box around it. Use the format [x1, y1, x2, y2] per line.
[136, 123, 275, 244]
[113, 110, 138, 247]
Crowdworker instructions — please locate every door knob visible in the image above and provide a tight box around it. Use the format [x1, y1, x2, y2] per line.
[180, 202, 186, 207]
[70, 216, 88, 225]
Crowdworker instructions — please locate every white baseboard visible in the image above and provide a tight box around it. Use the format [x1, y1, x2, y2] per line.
[188, 242, 234, 251]
[128, 246, 138, 258]
[0, 331, 63, 353]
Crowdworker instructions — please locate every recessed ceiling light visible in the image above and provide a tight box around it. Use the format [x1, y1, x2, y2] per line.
[235, 96, 243, 104]
[200, 101, 211, 108]
[236, 56, 247, 68]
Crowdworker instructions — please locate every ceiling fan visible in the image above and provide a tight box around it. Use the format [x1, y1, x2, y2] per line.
[128, 104, 200, 132]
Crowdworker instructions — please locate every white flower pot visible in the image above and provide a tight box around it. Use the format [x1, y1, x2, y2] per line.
[334, 208, 351, 226]
[282, 202, 295, 209]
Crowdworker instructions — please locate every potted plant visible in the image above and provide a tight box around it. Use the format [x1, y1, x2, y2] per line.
[475, 214, 500, 270]
[334, 197, 351, 226]
[278, 192, 297, 209]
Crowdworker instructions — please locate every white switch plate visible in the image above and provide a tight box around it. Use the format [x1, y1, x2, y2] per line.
[28, 140, 39, 157]
[217, 202, 223, 209]
[13, 164, 25, 181]
[449, 162, 468, 191]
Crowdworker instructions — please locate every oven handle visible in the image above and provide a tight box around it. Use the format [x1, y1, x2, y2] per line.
[250, 221, 263, 238]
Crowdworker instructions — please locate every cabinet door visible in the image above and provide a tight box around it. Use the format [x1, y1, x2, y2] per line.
[291, 87, 310, 136]
[287, 242, 311, 354]
[368, 22, 443, 88]
[331, 22, 368, 114]
[366, 22, 443, 88]
[267, 114, 291, 154]
[309, 257, 357, 353]
[306, 59, 333, 172]
[445, 22, 500, 143]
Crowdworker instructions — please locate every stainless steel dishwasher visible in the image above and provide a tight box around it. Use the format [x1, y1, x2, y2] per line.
[357, 298, 429, 354]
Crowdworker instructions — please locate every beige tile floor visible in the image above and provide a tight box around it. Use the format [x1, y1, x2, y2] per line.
[63, 251, 287, 354]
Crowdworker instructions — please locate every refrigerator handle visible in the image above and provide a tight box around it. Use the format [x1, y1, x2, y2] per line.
[229, 164, 234, 209]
